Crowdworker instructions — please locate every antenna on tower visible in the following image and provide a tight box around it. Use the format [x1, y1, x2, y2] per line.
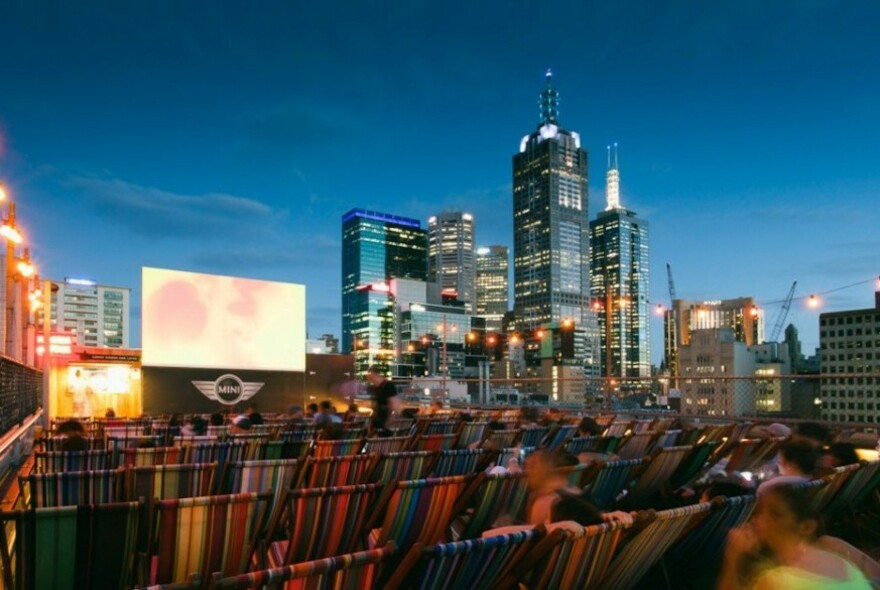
[607, 145, 611, 169]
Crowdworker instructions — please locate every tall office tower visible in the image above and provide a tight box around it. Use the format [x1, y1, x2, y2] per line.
[513, 70, 591, 332]
[590, 145, 651, 379]
[475, 245, 509, 332]
[341, 209, 427, 376]
[51, 278, 131, 348]
[664, 297, 764, 379]
[427, 211, 476, 312]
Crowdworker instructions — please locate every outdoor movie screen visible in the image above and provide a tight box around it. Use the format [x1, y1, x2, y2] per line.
[141, 267, 306, 372]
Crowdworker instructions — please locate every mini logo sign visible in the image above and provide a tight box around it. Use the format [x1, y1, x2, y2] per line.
[192, 374, 264, 406]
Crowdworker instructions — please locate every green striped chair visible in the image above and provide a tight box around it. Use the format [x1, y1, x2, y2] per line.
[20, 469, 122, 508]
[0, 501, 141, 590]
[368, 475, 473, 551]
[601, 502, 715, 590]
[150, 492, 271, 585]
[669, 441, 719, 489]
[615, 432, 660, 460]
[363, 436, 410, 455]
[301, 454, 378, 488]
[313, 438, 364, 458]
[33, 450, 112, 473]
[411, 433, 458, 452]
[387, 529, 540, 590]
[120, 446, 184, 468]
[126, 462, 217, 501]
[450, 472, 529, 541]
[370, 451, 435, 484]
[267, 483, 384, 566]
[542, 425, 577, 451]
[518, 426, 549, 448]
[455, 421, 488, 449]
[826, 460, 880, 515]
[583, 458, 646, 510]
[809, 463, 860, 513]
[211, 543, 396, 590]
[501, 521, 627, 590]
[621, 445, 692, 509]
[224, 458, 300, 537]
[430, 449, 488, 477]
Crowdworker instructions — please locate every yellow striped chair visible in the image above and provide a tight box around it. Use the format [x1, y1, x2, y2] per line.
[363, 436, 410, 455]
[370, 451, 435, 484]
[411, 433, 458, 453]
[301, 454, 378, 488]
[313, 438, 364, 458]
[228, 433, 271, 461]
[20, 469, 122, 508]
[267, 483, 384, 567]
[120, 446, 184, 468]
[224, 458, 300, 538]
[0, 501, 141, 590]
[211, 543, 396, 590]
[430, 449, 488, 478]
[33, 450, 113, 473]
[150, 492, 271, 585]
[126, 462, 217, 502]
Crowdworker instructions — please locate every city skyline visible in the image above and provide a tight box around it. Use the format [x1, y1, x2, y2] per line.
[1, 3, 878, 363]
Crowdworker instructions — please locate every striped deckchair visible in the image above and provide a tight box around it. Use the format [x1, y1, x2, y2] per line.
[564, 435, 604, 455]
[677, 426, 707, 446]
[601, 502, 715, 590]
[501, 521, 627, 590]
[603, 421, 633, 438]
[127, 463, 217, 501]
[723, 437, 780, 474]
[34, 450, 112, 473]
[313, 438, 364, 458]
[450, 472, 529, 540]
[542, 424, 577, 451]
[180, 441, 246, 491]
[430, 449, 487, 477]
[105, 425, 147, 441]
[0, 501, 141, 590]
[274, 440, 312, 462]
[363, 436, 410, 455]
[368, 475, 473, 551]
[809, 464, 860, 513]
[653, 429, 683, 449]
[669, 441, 719, 489]
[827, 460, 880, 515]
[172, 435, 219, 447]
[485, 430, 519, 450]
[583, 458, 646, 510]
[632, 419, 656, 433]
[229, 434, 271, 460]
[386, 418, 414, 435]
[455, 422, 488, 449]
[302, 454, 378, 488]
[41, 436, 103, 451]
[615, 432, 660, 460]
[370, 451, 435, 484]
[225, 459, 299, 537]
[279, 425, 318, 442]
[150, 492, 271, 585]
[120, 446, 183, 468]
[424, 420, 459, 435]
[20, 469, 122, 508]
[342, 426, 367, 439]
[665, 495, 757, 572]
[211, 543, 396, 590]
[620, 445, 692, 509]
[518, 426, 549, 448]
[709, 421, 752, 463]
[267, 483, 384, 566]
[496, 446, 536, 468]
[387, 529, 540, 590]
[411, 433, 458, 452]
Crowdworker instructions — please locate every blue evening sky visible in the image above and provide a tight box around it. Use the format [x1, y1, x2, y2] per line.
[1, 1, 878, 362]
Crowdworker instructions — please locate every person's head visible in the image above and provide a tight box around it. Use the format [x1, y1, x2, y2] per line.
[777, 439, 820, 477]
[767, 423, 792, 438]
[189, 416, 207, 436]
[577, 416, 603, 437]
[104, 408, 116, 418]
[57, 419, 86, 437]
[210, 413, 225, 426]
[818, 442, 860, 470]
[319, 400, 333, 414]
[230, 415, 252, 434]
[320, 421, 344, 440]
[793, 422, 832, 448]
[520, 407, 539, 424]
[306, 403, 319, 416]
[487, 420, 505, 431]
[248, 412, 265, 425]
[347, 403, 359, 414]
[752, 484, 822, 552]
[366, 365, 386, 386]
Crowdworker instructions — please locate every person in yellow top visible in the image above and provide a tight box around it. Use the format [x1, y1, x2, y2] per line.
[719, 483, 873, 590]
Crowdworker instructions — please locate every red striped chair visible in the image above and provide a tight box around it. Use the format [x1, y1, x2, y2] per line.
[367, 475, 473, 551]
[450, 472, 529, 541]
[301, 454, 378, 488]
[150, 492, 271, 585]
[120, 446, 184, 468]
[370, 451, 435, 484]
[423, 420, 459, 436]
[313, 438, 364, 458]
[20, 469, 122, 508]
[126, 462, 217, 502]
[387, 529, 540, 590]
[411, 433, 458, 452]
[363, 436, 410, 455]
[267, 483, 384, 567]
[430, 449, 488, 477]
[33, 450, 112, 473]
[0, 501, 141, 590]
[224, 459, 300, 537]
[211, 543, 396, 590]
[455, 421, 488, 449]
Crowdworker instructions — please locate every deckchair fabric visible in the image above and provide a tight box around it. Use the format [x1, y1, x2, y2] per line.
[387, 529, 539, 590]
[370, 452, 435, 484]
[564, 436, 605, 455]
[303, 454, 378, 488]
[313, 439, 364, 458]
[666, 495, 757, 568]
[485, 429, 519, 450]
[412, 434, 458, 452]
[451, 473, 529, 540]
[127, 462, 217, 501]
[604, 421, 633, 438]
[669, 441, 718, 489]
[518, 426, 549, 448]
[424, 421, 458, 435]
[542, 424, 577, 451]
[584, 459, 646, 510]
[496, 447, 536, 468]
[120, 447, 184, 468]
[654, 429, 682, 449]
[268, 483, 383, 566]
[363, 436, 410, 455]
[279, 426, 317, 442]
[33, 450, 112, 473]
[430, 449, 487, 478]
[20, 469, 121, 508]
[40, 437, 103, 452]
[615, 432, 659, 460]
[172, 435, 219, 447]
[810, 464, 860, 513]
[455, 422, 488, 449]
[224, 458, 299, 536]
[828, 460, 880, 514]
[212, 543, 395, 590]
[0, 501, 140, 590]
[151, 492, 270, 585]
[622, 445, 692, 508]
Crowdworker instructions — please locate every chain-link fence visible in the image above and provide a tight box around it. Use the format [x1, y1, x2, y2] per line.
[0, 355, 42, 435]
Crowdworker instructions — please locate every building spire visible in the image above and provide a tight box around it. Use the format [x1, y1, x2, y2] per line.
[539, 68, 559, 125]
[605, 142, 621, 210]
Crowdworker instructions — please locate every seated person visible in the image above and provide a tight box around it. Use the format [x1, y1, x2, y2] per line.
[57, 419, 89, 452]
[757, 439, 819, 494]
[577, 416, 604, 437]
[817, 442, 860, 471]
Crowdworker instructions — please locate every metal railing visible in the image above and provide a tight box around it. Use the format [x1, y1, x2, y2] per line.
[0, 355, 42, 436]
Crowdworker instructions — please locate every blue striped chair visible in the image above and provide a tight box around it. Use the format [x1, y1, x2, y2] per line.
[20, 469, 122, 508]
[301, 454, 378, 488]
[370, 451, 435, 484]
[224, 458, 300, 537]
[455, 422, 488, 449]
[541, 424, 577, 451]
[430, 449, 488, 477]
[33, 450, 112, 473]
[583, 458, 646, 510]
[518, 426, 549, 448]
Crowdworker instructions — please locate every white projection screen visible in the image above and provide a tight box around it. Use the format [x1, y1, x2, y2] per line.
[141, 267, 306, 372]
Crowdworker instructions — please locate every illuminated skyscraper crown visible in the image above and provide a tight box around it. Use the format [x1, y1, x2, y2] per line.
[539, 68, 559, 125]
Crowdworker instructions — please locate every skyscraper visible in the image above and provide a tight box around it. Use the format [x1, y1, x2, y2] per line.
[427, 211, 475, 312]
[590, 145, 651, 378]
[513, 70, 591, 331]
[475, 245, 509, 332]
[51, 278, 131, 348]
[341, 209, 427, 376]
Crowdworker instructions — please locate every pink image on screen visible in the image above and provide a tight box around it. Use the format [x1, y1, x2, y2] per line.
[147, 280, 207, 342]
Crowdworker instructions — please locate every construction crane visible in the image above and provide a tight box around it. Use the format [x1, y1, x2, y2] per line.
[666, 263, 677, 302]
[768, 281, 797, 342]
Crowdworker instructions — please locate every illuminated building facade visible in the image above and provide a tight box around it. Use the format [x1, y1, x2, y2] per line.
[341, 209, 427, 376]
[51, 278, 131, 348]
[679, 328, 756, 416]
[427, 211, 475, 312]
[590, 145, 651, 379]
[475, 245, 508, 332]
